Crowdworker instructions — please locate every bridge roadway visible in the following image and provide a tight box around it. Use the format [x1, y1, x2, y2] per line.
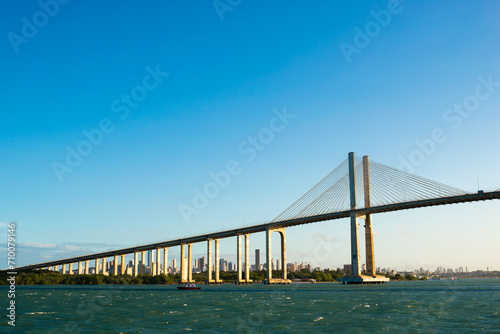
[6, 190, 500, 272]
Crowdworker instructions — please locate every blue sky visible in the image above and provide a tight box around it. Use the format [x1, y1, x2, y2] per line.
[1, 1, 499, 271]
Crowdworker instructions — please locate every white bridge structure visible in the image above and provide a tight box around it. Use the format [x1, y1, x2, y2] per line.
[6, 153, 500, 284]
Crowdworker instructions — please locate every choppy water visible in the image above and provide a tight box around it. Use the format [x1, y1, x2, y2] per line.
[2, 279, 500, 333]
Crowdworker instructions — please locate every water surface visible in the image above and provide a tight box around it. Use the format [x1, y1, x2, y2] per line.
[3, 279, 499, 333]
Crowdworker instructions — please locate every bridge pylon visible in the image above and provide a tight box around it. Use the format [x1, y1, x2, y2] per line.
[340, 153, 389, 284]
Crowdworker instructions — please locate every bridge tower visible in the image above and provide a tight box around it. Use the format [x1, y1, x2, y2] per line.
[341, 152, 389, 284]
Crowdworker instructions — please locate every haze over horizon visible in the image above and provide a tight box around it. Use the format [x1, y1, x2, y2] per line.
[1, 1, 499, 272]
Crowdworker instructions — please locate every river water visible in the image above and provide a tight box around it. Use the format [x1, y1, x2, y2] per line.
[3, 279, 499, 333]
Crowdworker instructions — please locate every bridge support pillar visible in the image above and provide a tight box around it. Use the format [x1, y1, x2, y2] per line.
[363, 155, 376, 276]
[340, 153, 389, 284]
[102, 257, 108, 275]
[206, 239, 214, 284]
[156, 248, 161, 276]
[188, 243, 193, 282]
[163, 247, 169, 275]
[245, 234, 252, 283]
[264, 226, 290, 284]
[348, 152, 361, 276]
[215, 239, 222, 283]
[364, 214, 375, 276]
[84, 260, 89, 275]
[133, 252, 138, 277]
[235, 234, 253, 284]
[120, 255, 126, 275]
[236, 234, 243, 283]
[78, 262, 83, 275]
[350, 212, 361, 276]
[95, 259, 100, 275]
[180, 244, 187, 283]
[141, 251, 146, 275]
[69, 263, 73, 275]
[113, 255, 118, 275]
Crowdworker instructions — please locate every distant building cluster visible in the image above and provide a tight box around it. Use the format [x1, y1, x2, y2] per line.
[66, 248, 490, 278]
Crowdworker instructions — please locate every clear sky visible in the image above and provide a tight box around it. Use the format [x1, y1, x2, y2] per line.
[1, 1, 499, 272]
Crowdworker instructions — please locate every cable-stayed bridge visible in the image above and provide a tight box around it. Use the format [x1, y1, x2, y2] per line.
[6, 153, 500, 284]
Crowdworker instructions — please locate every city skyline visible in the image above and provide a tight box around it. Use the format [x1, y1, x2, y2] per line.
[1, 1, 499, 272]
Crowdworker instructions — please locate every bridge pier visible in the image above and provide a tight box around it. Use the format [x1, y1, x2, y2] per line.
[340, 153, 389, 284]
[102, 257, 108, 275]
[113, 255, 118, 275]
[84, 260, 89, 275]
[236, 234, 253, 284]
[140, 251, 146, 275]
[163, 247, 169, 275]
[134, 252, 139, 277]
[156, 248, 161, 276]
[68, 263, 73, 275]
[121, 255, 126, 275]
[206, 239, 214, 284]
[95, 258, 100, 275]
[215, 238, 222, 283]
[264, 226, 290, 284]
[180, 244, 187, 283]
[188, 243, 193, 282]
[363, 156, 375, 276]
[245, 234, 251, 283]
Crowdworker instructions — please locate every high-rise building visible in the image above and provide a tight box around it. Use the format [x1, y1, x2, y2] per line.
[172, 258, 177, 273]
[255, 249, 260, 269]
[200, 256, 205, 272]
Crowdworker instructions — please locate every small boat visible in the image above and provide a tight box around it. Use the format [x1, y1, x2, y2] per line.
[177, 283, 201, 290]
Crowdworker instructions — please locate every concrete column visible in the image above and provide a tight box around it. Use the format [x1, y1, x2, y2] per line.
[113, 255, 118, 275]
[265, 227, 272, 282]
[95, 259, 100, 275]
[348, 152, 361, 276]
[163, 247, 168, 275]
[134, 252, 138, 277]
[363, 155, 375, 276]
[69, 263, 73, 275]
[54, 265, 59, 273]
[188, 243, 193, 282]
[236, 235, 242, 283]
[245, 234, 250, 282]
[280, 230, 287, 280]
[265, 227, 288, 283]
[78, 262, 83, 275]
[140, 251, 146, 275]
[102, 257, 107, 275]
[207, 239, 213, 282]
[215, 239, 221, 283]
[84, 260, 89, 274]
[180, 244, 187, 282]
[121, 255, 126, 275]
[156, 248, 161, 276]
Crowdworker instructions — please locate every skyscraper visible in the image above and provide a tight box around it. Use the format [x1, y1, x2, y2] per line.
[172, 258, 177, 273]
[255, 249, 260, 270]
